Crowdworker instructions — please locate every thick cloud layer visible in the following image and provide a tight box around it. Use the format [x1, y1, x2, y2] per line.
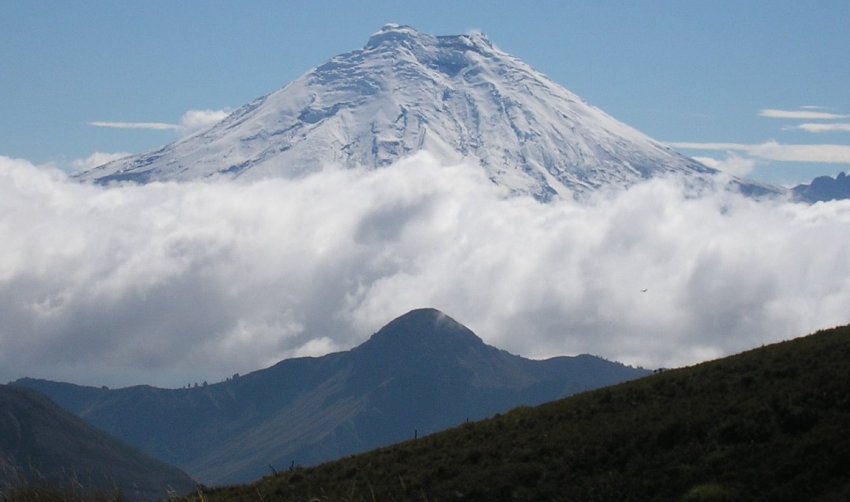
[2, 154, 849, 387]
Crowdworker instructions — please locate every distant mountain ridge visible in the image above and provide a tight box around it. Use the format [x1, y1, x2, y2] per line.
[77, 24, 773, 200]
[0, 385, 195, 500]
[15, 308, 647, 485]
[792, 171, 850, 202]
[196, 323, 850, 502]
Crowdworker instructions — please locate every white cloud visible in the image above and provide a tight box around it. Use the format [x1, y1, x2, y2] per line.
[669, 141, 850, 164]
[88, 121, 179, 131]
[759, 109, 849, 120]
[178, 109, 230, 135]
[743, 142, 850, 163]
[693, 153, 757, 177]
[1, 153, 849, 388]
[70, 151, 131, 172]
[793, 123, 850, 134]
[87, 108, 230, 136]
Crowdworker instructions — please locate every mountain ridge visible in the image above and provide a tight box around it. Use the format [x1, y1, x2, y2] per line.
[15, 308, 648, 485]
[0, 385, 195, 500]
[187, 323, 850, 502]
[792, 171, 850, 202]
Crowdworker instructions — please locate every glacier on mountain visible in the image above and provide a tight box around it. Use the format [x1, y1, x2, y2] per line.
[80, 24, 762, 200]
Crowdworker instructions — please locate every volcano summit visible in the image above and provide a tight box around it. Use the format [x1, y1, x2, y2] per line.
[81, 24, 743, 200]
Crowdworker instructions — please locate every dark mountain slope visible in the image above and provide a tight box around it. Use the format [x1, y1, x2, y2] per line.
[194, 324, 850, 502]
[15, 308, 646, 486]
[0, 385, 195, 501]
[793, 171, 850, 202]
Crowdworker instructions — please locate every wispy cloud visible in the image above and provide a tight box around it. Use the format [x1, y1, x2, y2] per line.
[88, 121, 178, 131]
[70, 151, 131, 172]
[692, 154, 757, 176]
[88, 108, 230, 135]
[673, 107, 850, 171]
[759, 109, 849, 120]
[793, 123, 850, 134]
[668, 141, 850, 164]
[2, 153, 850, 388]
[179, 109, 230, 135]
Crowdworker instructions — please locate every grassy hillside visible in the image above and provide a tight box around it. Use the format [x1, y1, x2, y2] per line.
[188, 324, 850, 501]
[0, 485, 125, 502]
[0, 386, 195, 501]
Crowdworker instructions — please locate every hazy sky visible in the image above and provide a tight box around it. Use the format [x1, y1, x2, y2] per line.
[1, 0, 849, 185]
[1, 2, 850, 388]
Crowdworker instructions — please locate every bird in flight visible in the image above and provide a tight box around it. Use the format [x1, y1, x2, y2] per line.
[641, 288, 648, 293]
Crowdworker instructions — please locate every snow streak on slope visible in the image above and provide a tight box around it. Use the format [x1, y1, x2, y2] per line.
[79, 24, 718, 200]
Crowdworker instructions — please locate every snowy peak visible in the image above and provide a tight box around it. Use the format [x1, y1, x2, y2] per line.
[364, 23, 494, 60]
[365, 23, 436, 49]
[80, 25, 727, 200]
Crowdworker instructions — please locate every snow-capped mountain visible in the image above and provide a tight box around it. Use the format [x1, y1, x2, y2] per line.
[81, 24, 728, 200]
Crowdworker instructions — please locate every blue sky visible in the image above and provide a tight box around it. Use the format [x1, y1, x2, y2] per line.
[2, 0, 849, 185]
